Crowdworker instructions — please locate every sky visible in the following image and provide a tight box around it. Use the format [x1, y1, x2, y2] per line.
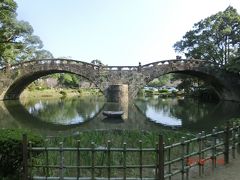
[15, 0, 240, 66]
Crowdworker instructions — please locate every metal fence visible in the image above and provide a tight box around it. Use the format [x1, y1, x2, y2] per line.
[22, 122, 240, 180]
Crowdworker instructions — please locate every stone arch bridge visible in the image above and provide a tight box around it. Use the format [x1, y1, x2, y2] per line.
[0, 58, 240, 101]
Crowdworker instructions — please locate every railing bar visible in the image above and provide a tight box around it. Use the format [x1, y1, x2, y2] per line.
[164, 157, 182, 165]
[30, 164, 157, 169]
[30, 147, 156, 152]
[32, 177, 157, 180]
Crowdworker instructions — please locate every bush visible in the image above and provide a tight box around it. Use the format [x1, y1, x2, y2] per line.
[59, 90, 67, 97]
[0, 129, 43, 179]
[159, 89, 169, 93]
[144, 89, 154, 95]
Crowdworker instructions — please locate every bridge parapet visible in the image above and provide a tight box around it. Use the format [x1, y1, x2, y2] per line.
[141, 59, 223, 69]
[101, 66, 138, 71]
[0, 59, 100, 71]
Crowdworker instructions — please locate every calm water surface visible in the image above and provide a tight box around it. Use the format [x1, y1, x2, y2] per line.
[0, 95, 240, 135]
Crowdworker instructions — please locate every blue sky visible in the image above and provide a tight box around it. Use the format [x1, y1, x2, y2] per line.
[15, 0, 240, 66]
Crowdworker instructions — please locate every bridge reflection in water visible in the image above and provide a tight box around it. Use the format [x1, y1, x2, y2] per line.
[0, 96, 240, 136]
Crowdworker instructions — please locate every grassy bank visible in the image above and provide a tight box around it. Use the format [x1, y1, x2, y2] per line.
[20, 88, 103, 99]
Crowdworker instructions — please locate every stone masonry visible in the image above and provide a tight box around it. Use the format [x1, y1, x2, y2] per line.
[0, 58, 240, 101]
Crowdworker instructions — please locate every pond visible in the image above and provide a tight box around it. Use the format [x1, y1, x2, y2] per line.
[0, 95, 240, 135]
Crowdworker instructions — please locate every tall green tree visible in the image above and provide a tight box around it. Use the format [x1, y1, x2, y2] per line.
[0, 0, 52, 65]
[174, 6, 240, 66]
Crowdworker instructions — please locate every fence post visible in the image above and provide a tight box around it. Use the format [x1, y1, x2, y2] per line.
[59, 142, 64, 180]
[107, 140, 111, 180]
[123, 142, 127, 180]
[237, 122, 240, 154]
[211, 128, 217, 170]
[224, 122, 230, 164]
[181, 137, 186, 180]
[77, 140, 81, 179]
[197, 133, 202, 176]
[232, 122, 236, 159]
[139, 140, 143, 179]
[91, 142, 95, 180]
[22, 133, 28, 180]
[158, 135, 164, 180]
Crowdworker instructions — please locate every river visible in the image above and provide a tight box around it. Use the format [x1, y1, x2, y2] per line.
[0, 95, 240, 136]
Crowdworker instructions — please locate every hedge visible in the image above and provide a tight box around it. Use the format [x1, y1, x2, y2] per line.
[0, 129, 43, 179]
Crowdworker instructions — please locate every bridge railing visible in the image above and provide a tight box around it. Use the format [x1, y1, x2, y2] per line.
[22, 122, 240, 180]
[0, 59, 225, 72]
[0, 59, 100, 71]
[141, 59, 223, 69]
[101, 66, 138, 71]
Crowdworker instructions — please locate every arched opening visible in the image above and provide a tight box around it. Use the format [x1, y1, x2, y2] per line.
[4, 71, 105, 126]
[4, 70, 103, 100]
[135, 70, 229, 128]
[143, 70, 226, 101]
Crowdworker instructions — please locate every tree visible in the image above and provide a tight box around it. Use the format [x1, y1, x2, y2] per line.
[34, 49, 54, 59]
[91, 59, 103, 65]
[174, 6, 240, 65]
[0, 0, 51, 65]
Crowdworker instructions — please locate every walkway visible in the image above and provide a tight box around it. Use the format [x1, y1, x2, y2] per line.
[193, 155, 240, 180]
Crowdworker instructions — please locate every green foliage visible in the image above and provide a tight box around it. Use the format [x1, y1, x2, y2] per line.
[0, 129, 43, 178]
[148, 74, 173, 87]
[174, 6, 240, 66]
[144, 89, 154, 95]
[0, 0, 53, 66]
[91, 59, 103, 65]
[59, 90, 67, 97]
[58, 74, 80, 88]
[159, 89, 169, 93]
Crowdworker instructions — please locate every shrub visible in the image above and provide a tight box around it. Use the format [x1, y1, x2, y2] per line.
[159, 89, 169, 93]
[144, 89, 153, 95]
[0, 129, 43, 178]
[59, 90, 67, 97]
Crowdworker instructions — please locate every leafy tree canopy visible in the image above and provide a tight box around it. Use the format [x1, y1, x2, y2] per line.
[174, 6, 240, 66]
[0, 0, 53, 66]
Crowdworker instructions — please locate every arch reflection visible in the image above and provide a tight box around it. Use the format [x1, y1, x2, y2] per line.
[4, 97, 105, 131]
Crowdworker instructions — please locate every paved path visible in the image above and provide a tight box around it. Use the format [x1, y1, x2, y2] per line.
[193, 156, 240, 180]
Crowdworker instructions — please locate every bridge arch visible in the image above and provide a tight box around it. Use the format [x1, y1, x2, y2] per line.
[1, 59, 102, 100]
[1, 58, 240, 101]
[141, 59, 237, 101]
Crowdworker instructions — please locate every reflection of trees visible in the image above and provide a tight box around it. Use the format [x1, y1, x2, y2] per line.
[168, 99, 213, 122]
[23, 97, 104, 124]
[135, 97, 240, 131]
[135, 97, 214, 122]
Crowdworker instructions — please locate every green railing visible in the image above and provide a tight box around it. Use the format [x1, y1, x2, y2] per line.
[22, 122, 240, 180]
